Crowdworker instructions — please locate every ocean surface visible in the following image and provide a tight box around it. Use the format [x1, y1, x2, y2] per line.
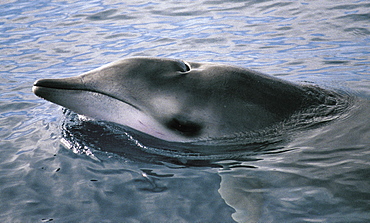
[1, 0, 369, 222]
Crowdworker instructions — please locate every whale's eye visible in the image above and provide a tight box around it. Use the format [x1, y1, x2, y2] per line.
[166, 117, 201, 137]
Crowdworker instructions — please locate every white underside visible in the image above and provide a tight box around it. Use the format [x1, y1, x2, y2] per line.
[33, 87, 192, 142]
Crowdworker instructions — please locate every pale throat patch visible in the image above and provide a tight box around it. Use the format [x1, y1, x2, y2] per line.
[150, 95, 182, 115]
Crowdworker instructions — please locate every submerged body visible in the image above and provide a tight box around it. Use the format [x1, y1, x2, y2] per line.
[33, 57, 328, 142]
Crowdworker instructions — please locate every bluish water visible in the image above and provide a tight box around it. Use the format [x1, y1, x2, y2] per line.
[1, 0, 370, 222]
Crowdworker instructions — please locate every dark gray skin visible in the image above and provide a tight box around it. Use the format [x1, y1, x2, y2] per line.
[33, 57, 314, 142]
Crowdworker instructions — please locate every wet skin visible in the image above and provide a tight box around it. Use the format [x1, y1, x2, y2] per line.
[33, 57, 312, 142]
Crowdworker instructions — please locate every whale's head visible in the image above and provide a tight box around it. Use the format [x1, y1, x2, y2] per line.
[33, 57, 309, 142]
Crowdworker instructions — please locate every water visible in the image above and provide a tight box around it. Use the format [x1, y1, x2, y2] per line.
[1, 0, 369, 222]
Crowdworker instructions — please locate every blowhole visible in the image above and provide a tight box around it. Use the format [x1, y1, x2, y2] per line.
[183, 61, 191, 72]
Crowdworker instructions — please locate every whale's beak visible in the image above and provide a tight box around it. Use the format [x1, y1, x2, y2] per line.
[32, 77, 85, 98]
[33, 77, 84, 90]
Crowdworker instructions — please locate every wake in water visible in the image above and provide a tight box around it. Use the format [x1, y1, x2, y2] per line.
[60, 85, 353, 164]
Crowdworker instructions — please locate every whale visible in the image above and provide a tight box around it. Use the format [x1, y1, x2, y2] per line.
[33, 57, 327, 143]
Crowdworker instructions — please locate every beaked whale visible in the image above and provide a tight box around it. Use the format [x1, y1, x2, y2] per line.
[33, 57, 326, 143]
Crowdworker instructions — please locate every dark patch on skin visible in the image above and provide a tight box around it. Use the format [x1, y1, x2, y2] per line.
[166, 116, 202, 137]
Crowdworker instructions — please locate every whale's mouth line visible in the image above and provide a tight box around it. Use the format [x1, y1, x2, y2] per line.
[33, 83, 142, 112]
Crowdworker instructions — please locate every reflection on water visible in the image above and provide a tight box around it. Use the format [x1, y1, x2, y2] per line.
[1, 0, 370, 222]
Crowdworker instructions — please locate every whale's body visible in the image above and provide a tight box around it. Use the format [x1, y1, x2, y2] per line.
[33, 57, 321, 142]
